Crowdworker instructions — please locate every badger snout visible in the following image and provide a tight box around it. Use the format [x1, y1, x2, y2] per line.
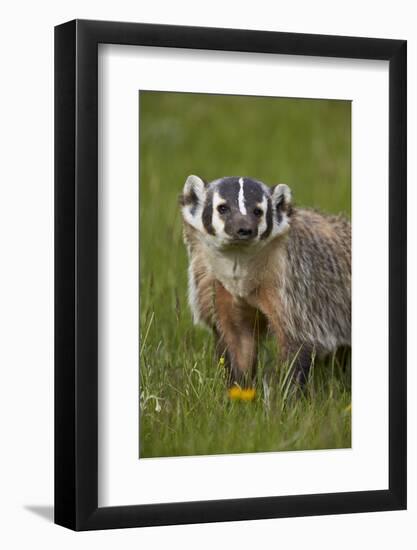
[236, 226, 254, 239]
[228, 216, 258, 241]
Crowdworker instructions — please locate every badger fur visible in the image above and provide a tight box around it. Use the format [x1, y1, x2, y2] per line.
[180, 175, 351, 387]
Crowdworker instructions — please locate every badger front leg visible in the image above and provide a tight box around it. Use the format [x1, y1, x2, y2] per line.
[214, 282, 259, 387]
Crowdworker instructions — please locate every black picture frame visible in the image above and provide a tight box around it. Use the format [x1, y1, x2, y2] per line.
[55, 19, 407, 531]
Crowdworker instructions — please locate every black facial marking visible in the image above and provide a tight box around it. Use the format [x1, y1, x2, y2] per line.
[217, 177, 265, 209]
[217, 178, 240, 205]
[260, 196, 273, 240]
[239, 179, 265, 205]
[202, 189, 215, 235]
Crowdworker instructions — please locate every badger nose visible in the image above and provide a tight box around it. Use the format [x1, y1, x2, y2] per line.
[237, 227, 253, 239]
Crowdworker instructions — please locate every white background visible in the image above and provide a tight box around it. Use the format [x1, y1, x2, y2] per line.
[99, 46, 389, 505]
[0, 1, 415, 548]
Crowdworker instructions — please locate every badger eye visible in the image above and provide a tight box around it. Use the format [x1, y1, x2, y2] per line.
[217, 204, 229, 214]
[253, 208, 263, 217]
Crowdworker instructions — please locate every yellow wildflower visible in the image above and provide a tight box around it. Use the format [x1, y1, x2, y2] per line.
[228, 387, 256, 401]
[240, 388, 256, 401]
[228, 386, 241, 399]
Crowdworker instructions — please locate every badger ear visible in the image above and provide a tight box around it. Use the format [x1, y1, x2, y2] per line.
[180, 175, 207, 209]
[180, 175, 207, 230]
[270, 183, 292, 214]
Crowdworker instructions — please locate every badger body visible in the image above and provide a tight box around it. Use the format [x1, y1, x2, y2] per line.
[180, 175, 351, 386]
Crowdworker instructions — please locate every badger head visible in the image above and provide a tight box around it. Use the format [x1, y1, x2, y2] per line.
[180, 175, 292, 250]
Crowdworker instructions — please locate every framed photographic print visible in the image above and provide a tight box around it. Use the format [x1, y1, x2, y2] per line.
[55, 20, 407, 530]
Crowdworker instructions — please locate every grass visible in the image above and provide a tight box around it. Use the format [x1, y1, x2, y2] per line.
[139, 91, 351, 458]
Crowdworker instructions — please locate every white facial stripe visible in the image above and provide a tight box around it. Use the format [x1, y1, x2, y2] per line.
[212, 191, 227, 235]
[238, 177, 247, 215]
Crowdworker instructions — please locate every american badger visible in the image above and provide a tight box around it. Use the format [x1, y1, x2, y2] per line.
[180, 175, 351, 387]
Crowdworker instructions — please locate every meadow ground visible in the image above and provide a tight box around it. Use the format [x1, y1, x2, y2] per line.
[139, 92, 351, 458]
